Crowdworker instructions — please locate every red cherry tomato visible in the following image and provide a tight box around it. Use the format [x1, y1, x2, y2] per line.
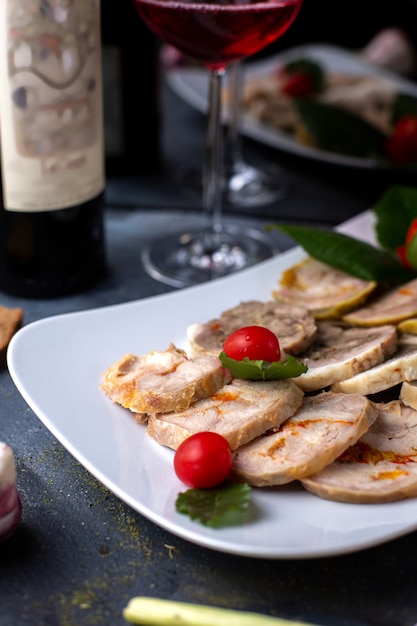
[174, 432, 232, 489]
[385, 116, 417, 164]
[223, 325, 281, 362]
[396, 244, 413, 269]
[282, 72, 315, 97]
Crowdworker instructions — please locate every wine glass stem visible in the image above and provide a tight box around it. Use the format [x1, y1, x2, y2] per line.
[203, 67, 225, 236]
[225, 60, 244, 172]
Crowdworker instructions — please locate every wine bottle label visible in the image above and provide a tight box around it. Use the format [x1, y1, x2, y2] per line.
[0, 0, 105, 212]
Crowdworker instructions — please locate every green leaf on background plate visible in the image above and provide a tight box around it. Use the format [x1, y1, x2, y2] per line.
[390, 92, 417, 125]
[294, 99, 387, 158]
[176, 482, 251, 528]
[271, 223, 415, 285]
[219, 352, 307, 380]
[374, 185, 417, 252]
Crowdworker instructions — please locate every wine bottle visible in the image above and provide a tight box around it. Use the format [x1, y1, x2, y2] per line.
[0, 0, 107, 299]
[100, 0, 160, 176]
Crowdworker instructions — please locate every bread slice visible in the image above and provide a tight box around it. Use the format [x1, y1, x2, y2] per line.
[0, 305, 23, 366]
[187, 299, 317, 357]
[147, 378, 304, 451]
[295, 321, 398, 392]
[331, 335, 417, 395]
[100, 344, 232, 418]
[302, 400, 417, 503]
[231, 392, 377, 487]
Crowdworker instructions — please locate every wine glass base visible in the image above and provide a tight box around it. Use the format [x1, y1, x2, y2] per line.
[141, 222, 278, 288]
[175, 161, 289, 208]
[227, 161, 289, 207]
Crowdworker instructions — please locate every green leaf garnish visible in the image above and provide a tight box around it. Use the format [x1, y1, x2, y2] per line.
[374, 185, 417, 253]
[294, 98, 387, 159]
[175, 482, 251, 528]
[270, 223, 415, 285]
[218, 352, 307, 380]
[391, 92, 417, 125]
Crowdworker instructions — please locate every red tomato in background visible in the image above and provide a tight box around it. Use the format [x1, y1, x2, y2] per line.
[223, 325, 281, 362]
[385, 116, 417, 164]
[174, 432, 232, 489]
[406, 217, 417, 244]
[282, 72, 315, 97]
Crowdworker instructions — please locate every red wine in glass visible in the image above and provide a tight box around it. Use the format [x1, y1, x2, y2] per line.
[134, 0, 303, 287]
[135, 0, 301, 68]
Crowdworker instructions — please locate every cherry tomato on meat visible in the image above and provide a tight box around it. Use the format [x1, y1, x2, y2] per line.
[223, 325, 281, 362]
[385, 116, 417, 164]
[174, 432, 232, 489]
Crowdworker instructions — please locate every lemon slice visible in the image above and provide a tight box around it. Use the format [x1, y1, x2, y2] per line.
[273, 256, 377, 319]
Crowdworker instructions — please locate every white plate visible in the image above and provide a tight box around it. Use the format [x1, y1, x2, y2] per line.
[8, 210, 417, 559]
[167, 43, 417, 169]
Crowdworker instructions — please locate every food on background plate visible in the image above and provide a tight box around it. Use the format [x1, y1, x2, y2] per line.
[0, 442, 22, 541]
[243, 65, 395, 133]
[241, 57, 417, 164]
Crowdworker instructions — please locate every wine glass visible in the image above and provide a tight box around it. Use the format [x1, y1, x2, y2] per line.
[175, 60, 289, 208]
[133, 0, 303, 288]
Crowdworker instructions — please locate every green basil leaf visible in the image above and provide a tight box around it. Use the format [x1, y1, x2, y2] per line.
[294, 98, 387, 158]
[175, 482, 251, 528]
[271, 223, 415, 285]
[218, 352, 307, 380]
[390, 92, 417, 125]
[374, 185, 417, 252]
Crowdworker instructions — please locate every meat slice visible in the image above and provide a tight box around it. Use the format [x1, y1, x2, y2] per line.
[100, 344, 232, 417]
[400, 380, 417, 410]
[295, 321, 398, 392]
[147, 378, 304, 451]
[302, 400, 417, 503]
[343, 278, 417, 326]
[231, 392, 377, 487]
[331, 335, 417, 395]
[272, 256, 377, 319]
[187, 300, 317, 357]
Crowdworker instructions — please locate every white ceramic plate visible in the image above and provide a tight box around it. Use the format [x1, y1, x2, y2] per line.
[8, 210, 417, 559]
[167, 43, 417, 169]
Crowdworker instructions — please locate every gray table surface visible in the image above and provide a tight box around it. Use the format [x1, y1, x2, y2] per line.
[1, 79, 417, 626]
